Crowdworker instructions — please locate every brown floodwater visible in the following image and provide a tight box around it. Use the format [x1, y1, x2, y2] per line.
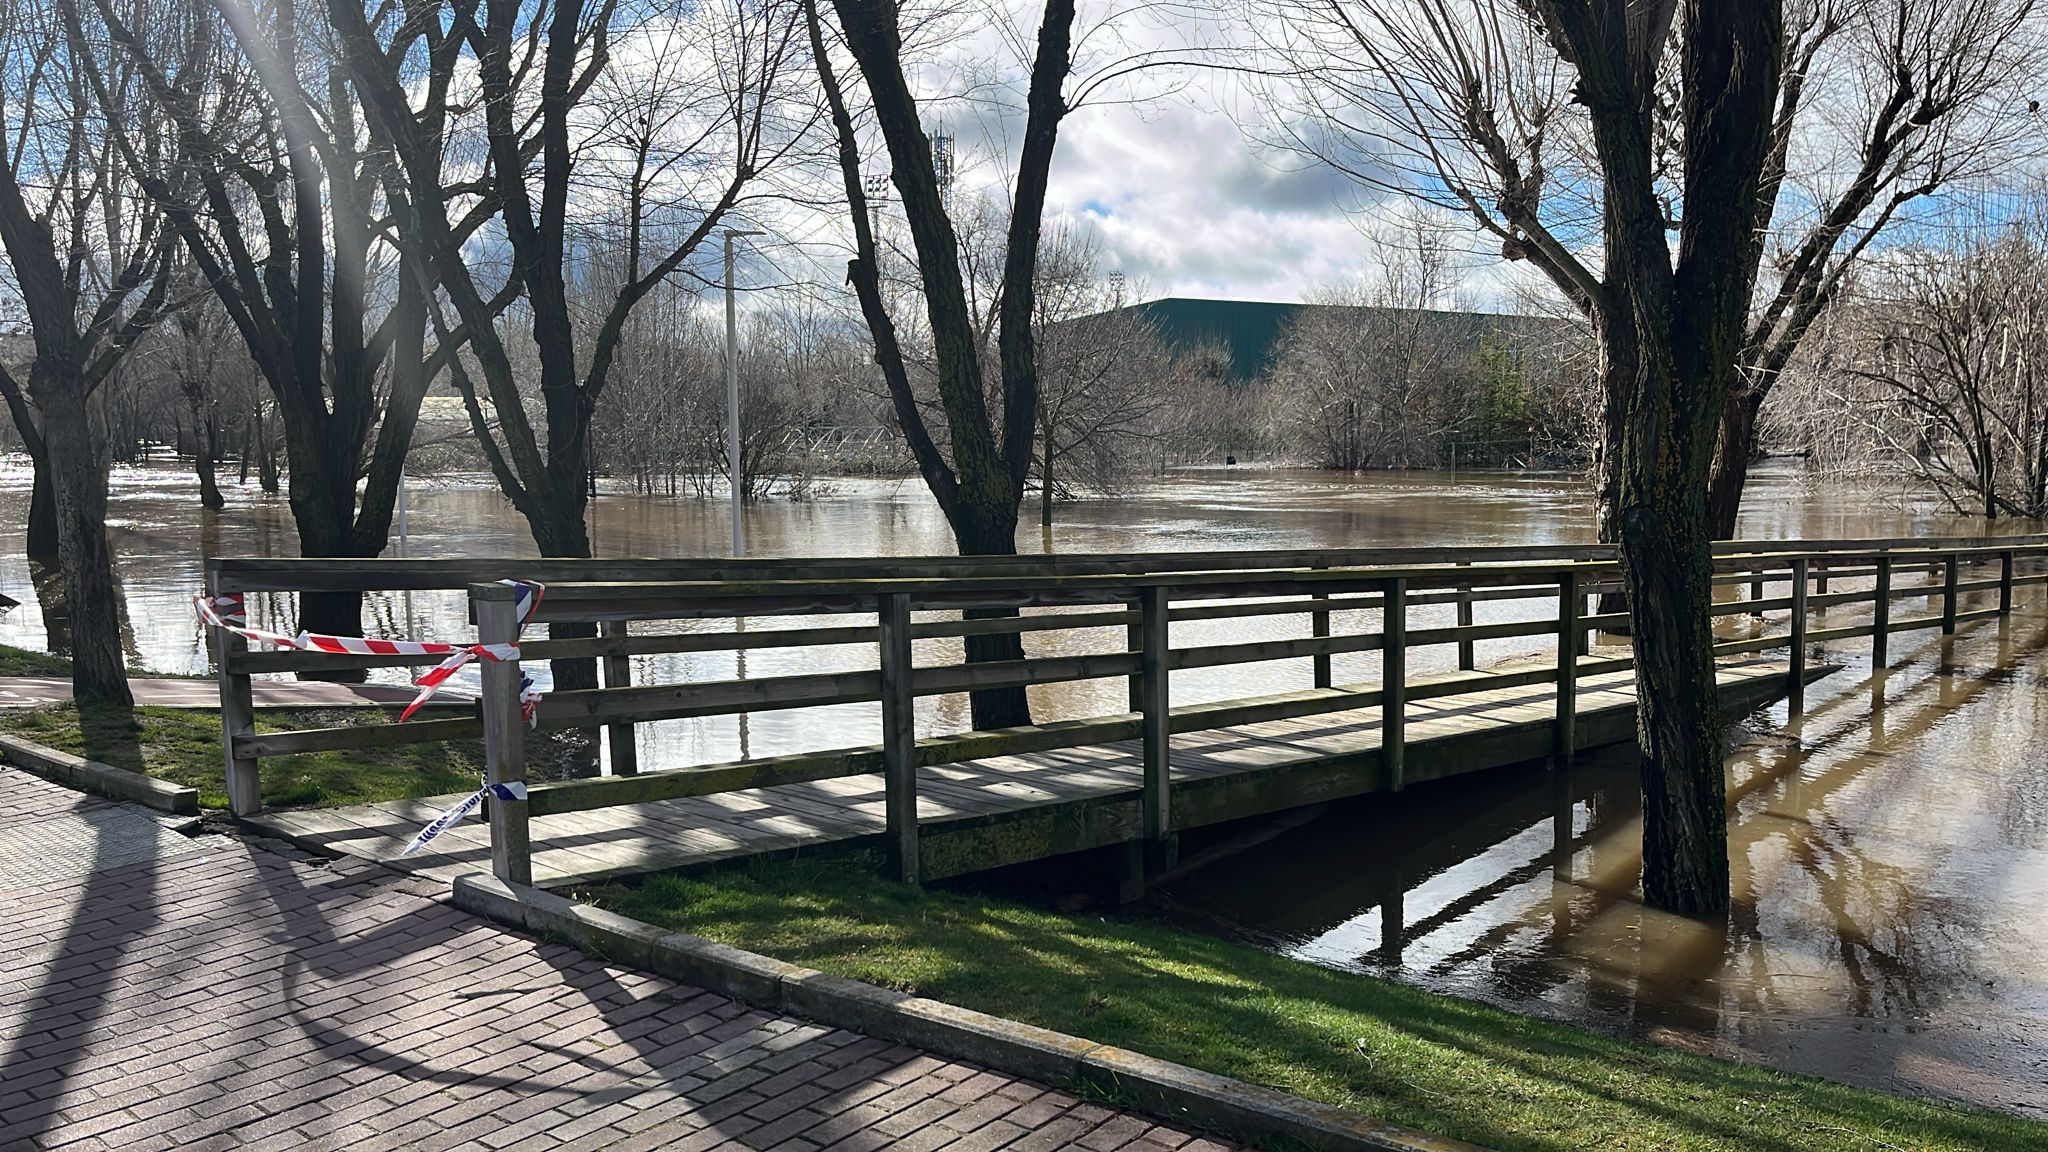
[1, 458, 2043, 1116]
[1150, 607, 2048, 1120]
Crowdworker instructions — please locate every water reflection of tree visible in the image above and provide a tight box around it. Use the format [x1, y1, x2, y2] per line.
[1475, 620, 2048, 1051]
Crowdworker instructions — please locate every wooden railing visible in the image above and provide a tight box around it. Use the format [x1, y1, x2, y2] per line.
[203, 536, 2048, 844]
[438, 538, 2047, 886]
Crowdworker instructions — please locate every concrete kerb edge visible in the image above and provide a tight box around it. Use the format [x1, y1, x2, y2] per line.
[0, 732, 201, 816]
[449, 872, 1489, 1152]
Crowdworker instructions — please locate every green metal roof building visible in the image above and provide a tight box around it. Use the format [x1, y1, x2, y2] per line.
[1097, 297, 1553, 383]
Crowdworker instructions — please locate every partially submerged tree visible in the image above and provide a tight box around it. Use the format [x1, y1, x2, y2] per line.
[1267, 0, 1788, 915]
[1836, 205, 2048, 517]
[1031, 250, 1176, 523]
[76, 0, 457, 650]
[332, 0, 812, 688]
[806, 0, 1078, 727]
[1260, 0, 2044, 538]
[0, 0, 173, 725]
[1268, 221, 1475, 470]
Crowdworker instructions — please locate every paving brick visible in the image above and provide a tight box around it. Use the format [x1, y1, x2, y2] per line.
[0, 771, 1249, 1152]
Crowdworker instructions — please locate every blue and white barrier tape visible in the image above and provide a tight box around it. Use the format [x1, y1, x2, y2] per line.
[401, 778, 529, 857]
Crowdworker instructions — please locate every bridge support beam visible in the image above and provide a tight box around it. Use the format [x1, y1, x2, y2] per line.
[1942, 556, 1959, 635]
[879, 593, 919, 885]
[601, 620, 637, 777]
[1382, 578, 1407, 792]
[208, 570, 263, 818]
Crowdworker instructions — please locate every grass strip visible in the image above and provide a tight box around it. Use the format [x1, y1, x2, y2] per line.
[582, 855, 2048, 1152]
[0, 643, 80, 677]
[0, 703, 484, 809]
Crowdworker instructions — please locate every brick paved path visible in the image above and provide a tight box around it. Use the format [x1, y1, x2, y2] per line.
[0, 768, 1242, 1152]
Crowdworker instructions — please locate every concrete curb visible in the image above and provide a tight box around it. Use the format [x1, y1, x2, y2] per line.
[451, 873, 1489, 1152]
[0, 733, 201, 815]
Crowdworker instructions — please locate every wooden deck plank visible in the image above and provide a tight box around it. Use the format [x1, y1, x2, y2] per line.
[245, 658, 1805, 888]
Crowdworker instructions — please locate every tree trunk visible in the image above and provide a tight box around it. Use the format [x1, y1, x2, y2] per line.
[949, 497, 1030, 730]
[255, 405, 280, 494]
[194, 403, 224, 509]
[1594, 354, 1630, 626]
[1039, 415, 1054, 529]
[35, 364, 133, 714]
[1705, 386, 1763, 540]
[26, 451, 58, 560]
[1614, 335, 1730, 917]
[533, 489, 600, 693]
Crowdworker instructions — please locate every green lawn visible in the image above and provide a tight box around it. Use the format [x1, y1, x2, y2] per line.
[0, 643, 484, 806]
[584, 856, 2048, 1152]
[0, 703, 484, 808]
[0, 643, 76, 677]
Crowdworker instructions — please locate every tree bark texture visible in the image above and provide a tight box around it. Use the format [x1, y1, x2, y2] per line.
[1705, 385, 1763, 539]
[0, 373, 58, 557]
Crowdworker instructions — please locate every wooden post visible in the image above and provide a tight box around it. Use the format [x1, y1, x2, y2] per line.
[1126, 597, 1144, 713]
[1382, 578, 1406, 792]
[1579, 585, 1593, 657]
[1873, 555, 1892, 669]
[1455, 563, 1476, 672]
[208, 569, 262, 817]
[476, 584, 531, 886]
[1310, 579, 1333, 690]
[600, 619, 638, 777]
[878, 592, 919, 885]
[1555, 570, 1578, 769]
[1750, 564, 1765, 619]
[2000, 549, 2014, 615]
[1139, 586, 1173, 861]
[1942, 553, 1959, 635]
[1788, 557, 1808, 714]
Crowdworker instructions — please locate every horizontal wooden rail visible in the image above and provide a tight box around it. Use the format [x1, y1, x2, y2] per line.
[536, 669, 883, 728]
[233, 716, 481, 758]
[206, 532, 2048, 593]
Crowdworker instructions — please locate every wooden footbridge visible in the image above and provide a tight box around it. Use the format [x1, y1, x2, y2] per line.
[205, 537, 2048, 892]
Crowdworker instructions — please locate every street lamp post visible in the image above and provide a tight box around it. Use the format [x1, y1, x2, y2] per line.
[724, 228, 764, 556]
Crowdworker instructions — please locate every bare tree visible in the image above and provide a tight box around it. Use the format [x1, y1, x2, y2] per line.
[71, 0, 473, 655]
[1267, 220, 1475, 469]
[333, 0, 813, 688]
[1032, 249, 1176, 523]
[1257, 0, 2043, 536]
[160, 266, 245, 509]
[1834, 200, 2048, 517]
[806, 0, 1079, 728]
[0, 0, 174, 727]
[1262, 0, 1788, 915]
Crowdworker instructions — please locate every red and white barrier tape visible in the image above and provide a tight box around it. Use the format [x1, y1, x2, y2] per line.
[194, 580, 546, 724]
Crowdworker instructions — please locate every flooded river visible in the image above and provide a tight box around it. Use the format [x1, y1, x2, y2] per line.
[2, 459, 2044, 1117]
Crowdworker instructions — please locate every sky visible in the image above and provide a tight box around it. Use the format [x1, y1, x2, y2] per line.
[740, 2, 1551, 318]
[1039, 100, 1394, 303]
